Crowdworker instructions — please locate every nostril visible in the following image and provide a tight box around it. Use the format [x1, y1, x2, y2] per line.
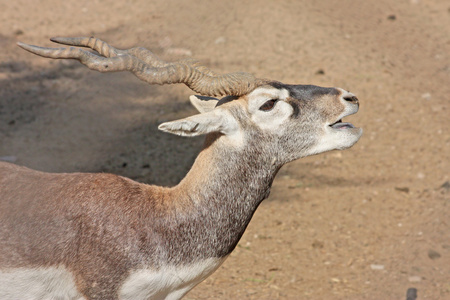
[343, 95, 359, 103]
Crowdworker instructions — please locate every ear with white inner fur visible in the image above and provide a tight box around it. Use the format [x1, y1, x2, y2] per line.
[158, 110, 237, 137]
[189, 95, 219, 113]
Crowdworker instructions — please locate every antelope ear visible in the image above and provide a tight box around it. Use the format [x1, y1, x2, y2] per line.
[189, 95, 219, 113]
[158, 110, 237, 137]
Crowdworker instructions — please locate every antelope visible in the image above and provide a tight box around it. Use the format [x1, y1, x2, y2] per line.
[0, 37, 362, 300]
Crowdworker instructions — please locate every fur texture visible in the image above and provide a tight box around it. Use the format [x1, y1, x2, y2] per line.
[0, 84, 362, 299]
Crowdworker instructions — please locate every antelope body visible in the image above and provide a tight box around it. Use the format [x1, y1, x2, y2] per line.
[0, 37, 362, 299]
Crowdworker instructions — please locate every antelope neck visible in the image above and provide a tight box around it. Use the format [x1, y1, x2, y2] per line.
[165, 135, 280, 263]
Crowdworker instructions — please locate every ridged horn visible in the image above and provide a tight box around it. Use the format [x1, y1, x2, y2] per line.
[17, 37, 263, 97]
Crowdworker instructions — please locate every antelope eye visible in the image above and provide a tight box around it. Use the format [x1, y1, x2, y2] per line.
[259, 99, 278, 111]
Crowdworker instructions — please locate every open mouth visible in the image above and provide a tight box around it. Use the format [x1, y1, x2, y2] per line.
[329, 119, 355, 129]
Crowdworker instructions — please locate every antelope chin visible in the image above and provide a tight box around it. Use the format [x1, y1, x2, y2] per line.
[306, 125, 363, 156]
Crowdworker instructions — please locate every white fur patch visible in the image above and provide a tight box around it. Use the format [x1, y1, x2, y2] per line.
[308, 126, 363, 155]
[247, 87, 289, 111]
[0, 267, 84, 300]
[247, 87, 293, 132]
[251, 100, 293, 132]
[119, 257, 226, 300]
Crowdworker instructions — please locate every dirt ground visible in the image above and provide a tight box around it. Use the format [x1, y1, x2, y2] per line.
[0, 0, 449, 299]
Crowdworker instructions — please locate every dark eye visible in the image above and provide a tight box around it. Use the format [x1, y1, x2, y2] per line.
[259, 99, 278, 111]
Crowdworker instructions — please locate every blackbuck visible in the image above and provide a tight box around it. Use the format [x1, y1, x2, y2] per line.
[0, 37, 362, 300]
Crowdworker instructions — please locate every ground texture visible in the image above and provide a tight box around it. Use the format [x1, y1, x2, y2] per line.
[0, 0, 449, 299]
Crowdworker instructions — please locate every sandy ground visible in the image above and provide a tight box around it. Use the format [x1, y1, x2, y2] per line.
[0, 0, 449, 299]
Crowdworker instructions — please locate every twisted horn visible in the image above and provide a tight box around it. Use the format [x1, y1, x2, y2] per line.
[17, 37, 263, 97]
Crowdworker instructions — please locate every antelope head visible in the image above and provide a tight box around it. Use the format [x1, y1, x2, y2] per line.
[18, 37, 362, 164]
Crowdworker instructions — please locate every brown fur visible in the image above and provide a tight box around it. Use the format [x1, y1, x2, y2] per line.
[0, 132, 280, 298]
[0, 81, 361, 299]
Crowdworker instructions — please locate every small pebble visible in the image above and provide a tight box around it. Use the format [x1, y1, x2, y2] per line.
[370, 264, 385, 270]
[421, 93, 431, 100]
[395, 186, 410, 193]
[440, 181, 450, 191]
[428, 249, 441, 260]
[408, 276, 421, 283]
[270, 284, 280, 290]
[407, 288, 418, 300]
[14, 29, 24, 36]
[315, 69, 325, 75]
[312, 240, 324, 249]
[215, 36, 226, 44]
[387, 14, 397, 21]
